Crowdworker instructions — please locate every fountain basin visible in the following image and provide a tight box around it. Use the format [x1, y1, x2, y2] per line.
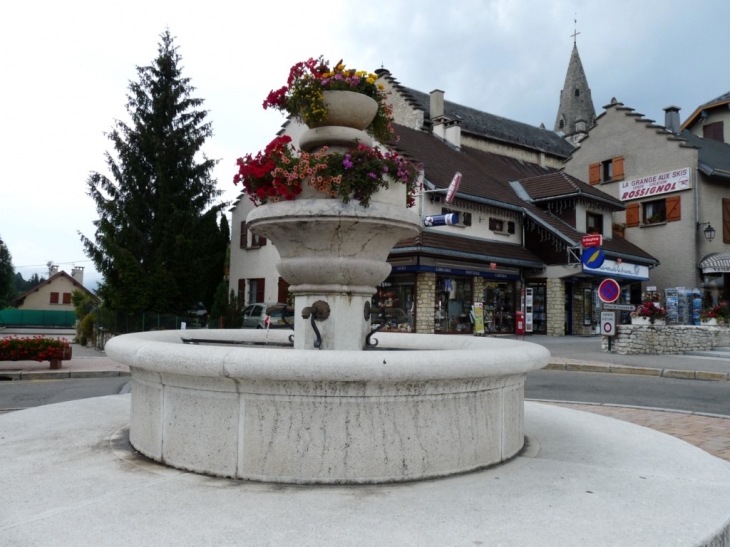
[105, 330, 549, 484]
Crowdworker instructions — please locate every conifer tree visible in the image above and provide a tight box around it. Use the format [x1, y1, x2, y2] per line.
[80, 31, 222, 314]
[0, 235, 15, 308]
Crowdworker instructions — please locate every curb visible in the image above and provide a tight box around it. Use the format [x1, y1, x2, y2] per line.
[0, 371, 131, 381]
[546, 361, 730, 382]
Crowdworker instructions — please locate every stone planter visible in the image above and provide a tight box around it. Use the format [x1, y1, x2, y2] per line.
[631, 316, 666, 325]
[299, 90, 378, 153]
[701, 318, 718, 326]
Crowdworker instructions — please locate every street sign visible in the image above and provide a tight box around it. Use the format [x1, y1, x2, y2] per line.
[602, 303, 635, 311]
[582, 234, 603, 247]
[445, 172, 462, 204]
[423, 213, 458, 227]
[582, 246, 606, 269]
[598, 278, 621, 303]
[601, 311, 616, 336]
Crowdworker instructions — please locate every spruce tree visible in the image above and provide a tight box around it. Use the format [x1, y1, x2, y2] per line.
[80, 31, 222, 314]
[0, 235, 15, 308]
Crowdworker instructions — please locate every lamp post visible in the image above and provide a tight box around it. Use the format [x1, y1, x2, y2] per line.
[697, 222, 716, 242]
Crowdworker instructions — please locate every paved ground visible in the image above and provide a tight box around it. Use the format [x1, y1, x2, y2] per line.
[2, 330, 730, 464]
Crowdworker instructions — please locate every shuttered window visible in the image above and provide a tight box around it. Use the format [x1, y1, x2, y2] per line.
[238, 278, 246, 296]
[240, 222, 248, 248]
[703, 122, 724, 142]
[626, 203, 640, 227]
[612, 156, 625, 180]
[723, 199, 730, 243]
[666, 196, 681, 222]
[50, 292, 59, 304]
[589, 163, 600, 185]
[62, 293, 72, 304]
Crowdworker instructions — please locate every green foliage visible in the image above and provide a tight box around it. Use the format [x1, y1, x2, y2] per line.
[79, 30, 224, 315]
[0, 236, 16, 308]
[13, 272, 46, 294]
[0, 336, 70, 362]
[209, 282, 244, 328]
[71, 290, 96, 320]
[79, 314, 95, 346]
[199, 211, 230, 312]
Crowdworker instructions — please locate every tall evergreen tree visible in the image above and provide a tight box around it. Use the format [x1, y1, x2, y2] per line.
[0, 235, 16, 308]
[80, 31, 223, 314]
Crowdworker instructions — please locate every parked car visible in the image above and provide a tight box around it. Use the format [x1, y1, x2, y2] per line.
[242, 303, 294, 329]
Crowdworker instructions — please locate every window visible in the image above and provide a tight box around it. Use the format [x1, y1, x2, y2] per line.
[240, 222, 248, 248]
[642, 196, 681, 225]
[247, 278, 265, 304]
[559, 119, 565, 129]
[507, 221, 516, 235]
[574, 89, 581, 97]
[589, 156, 624, 185]
[50, 292, 59, 304]
[251, 233, 267, 247]
[586, 212, 603, 235]
[62, 293, 72, 304]
[703, 121, 724, 142]
[723, 199, 730, 243]
[489, 218, 504, 232]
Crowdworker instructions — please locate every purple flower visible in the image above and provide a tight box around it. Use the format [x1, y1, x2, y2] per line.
[368, 172, 376, 178]
[343, 159, 354, 169]
[382, 166, 389, 172]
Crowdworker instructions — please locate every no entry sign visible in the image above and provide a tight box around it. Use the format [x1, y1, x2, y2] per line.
[598, 278, 621, 303]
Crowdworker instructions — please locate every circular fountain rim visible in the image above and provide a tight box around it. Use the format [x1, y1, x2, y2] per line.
[105, 329, 549, 381]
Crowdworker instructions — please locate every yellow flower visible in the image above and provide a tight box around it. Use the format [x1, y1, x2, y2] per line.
[366, 78, 375, 84]
[378, 84, 385, 90]
[336, 63, 345, 71]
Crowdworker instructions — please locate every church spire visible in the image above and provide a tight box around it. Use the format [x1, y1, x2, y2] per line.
[553, 36, 596, 144]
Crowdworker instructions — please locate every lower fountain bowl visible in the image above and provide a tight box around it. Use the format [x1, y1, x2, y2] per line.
[105, 330, 549, 484]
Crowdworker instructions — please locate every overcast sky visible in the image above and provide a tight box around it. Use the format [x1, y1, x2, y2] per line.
[2, 0, 728, 291]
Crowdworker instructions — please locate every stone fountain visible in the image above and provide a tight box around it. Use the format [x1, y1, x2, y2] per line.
[103, 90, 550, 484]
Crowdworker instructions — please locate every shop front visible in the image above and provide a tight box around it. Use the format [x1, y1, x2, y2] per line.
[375, 258, 522, 335]
[582, 258, 649, 328]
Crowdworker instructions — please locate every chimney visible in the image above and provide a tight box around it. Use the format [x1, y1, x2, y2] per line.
[663, 106, 681, 134]
[444, 120, 461, 149]
[430, 89, 445, 120]
[49, 265, 59, 276]
[72, 266, 84, 285]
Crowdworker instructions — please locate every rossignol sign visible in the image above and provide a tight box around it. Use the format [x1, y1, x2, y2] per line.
[619, 167, 690, 201]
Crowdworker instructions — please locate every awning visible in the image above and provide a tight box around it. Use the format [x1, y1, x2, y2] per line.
[698, 253, 730, 274]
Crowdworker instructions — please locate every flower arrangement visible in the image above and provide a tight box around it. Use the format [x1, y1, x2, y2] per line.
[630, 301, 668, 324]
[263, 56, 394, 142]
[700, 302, 730, 323]
[0, 336, 70, 362]
[234, 136, 420, 208]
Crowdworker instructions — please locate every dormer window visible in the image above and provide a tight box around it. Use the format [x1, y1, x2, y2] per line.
[586, 212, 603, 235]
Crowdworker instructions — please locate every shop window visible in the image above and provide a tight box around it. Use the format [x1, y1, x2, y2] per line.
[703, 121, 724, 142]
[484, 282, 517, 334]
[586, 212, 603, 235]
[373, 274, 415, 332]
[62, 293, 72, 304]
[50, 292, 59, 304]
[435, 276, 473, 333]
[589, 156, 624, 185]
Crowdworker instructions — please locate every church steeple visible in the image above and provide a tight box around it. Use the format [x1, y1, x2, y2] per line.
[554, 41, 596, 144]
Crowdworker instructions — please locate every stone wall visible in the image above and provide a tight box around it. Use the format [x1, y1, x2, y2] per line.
[546, 279, 565, 336]
[415, 272, 436, 334]
[601, 325, 730, 354]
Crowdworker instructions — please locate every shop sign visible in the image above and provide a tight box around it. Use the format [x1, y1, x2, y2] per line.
[391, 264, 520, 280]
[445, 172, 462, 204]
[583, 259, 650, 281]
[472, 302, 485, 335]
[581, 247, 605, 269]
[582, 234, 603, 247]
[602, 303, 635, 311]
[619, 167, 691, 201]
[423, 213, 458, 227]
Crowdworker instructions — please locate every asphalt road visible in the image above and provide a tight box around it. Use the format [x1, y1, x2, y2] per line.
[0, 377, 130, 411]
[2, 371, 730, 417]
[525, 369, 730, 415]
